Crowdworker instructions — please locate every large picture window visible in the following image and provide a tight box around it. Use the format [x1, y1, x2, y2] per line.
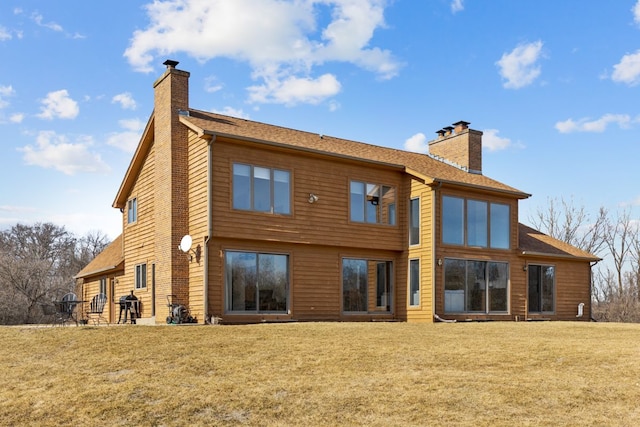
[342, 258, 393, 312]
[444, 259, 508, 313]
[528, 265, 555, 313]
[225, 251, 289, 313]
[233, 163, 291, 215]
[350, 181, 396, 225]
[442, 196, 510, 249]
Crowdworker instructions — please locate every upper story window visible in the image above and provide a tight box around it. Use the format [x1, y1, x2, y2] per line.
[127, 198, 137, 224]
[233, 163, 291, 215]
[442, 195, 510, 249]
[350, 181, 396, 225]
[409, 198, 420, 245]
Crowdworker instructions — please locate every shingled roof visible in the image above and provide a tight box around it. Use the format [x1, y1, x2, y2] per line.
[74, 234, 124, 280]
[518, 224, 600, 261]
[180, 109, 530, 198]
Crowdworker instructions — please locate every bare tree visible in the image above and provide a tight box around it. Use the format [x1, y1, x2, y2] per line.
[0, 223, 110, 324]
[529, 196, 607, 256]
[603, 209, 634, 297]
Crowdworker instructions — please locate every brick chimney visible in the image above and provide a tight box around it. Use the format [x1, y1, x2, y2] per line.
[153, 59, 190, 318]
[428, 120, 483, 174]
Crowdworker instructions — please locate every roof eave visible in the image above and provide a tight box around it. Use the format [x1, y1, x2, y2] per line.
[519, 250, 601, 262]
[433, 178, 531, 199]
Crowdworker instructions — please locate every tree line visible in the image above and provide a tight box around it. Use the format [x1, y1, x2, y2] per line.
[0, 223, 109, 324]
[529, 197, 640, 322]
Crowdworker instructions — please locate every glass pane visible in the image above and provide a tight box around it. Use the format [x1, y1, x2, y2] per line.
[409, 198, 420, 245]
[258, 254, 288, 312]
[466, 261, 486, 312]
[409, 259, 420, 306]
[444, 259, 465, 312]
[350, 181, 365, 222]
[232, 164, 251, 210]
[490, 203, 510, 249]
[488, 262, 508, 312]
[528, 265, 541, 312]
[442, 196, 464, 245]
[273, 170, 290, 215]
[381, 186, 395, 225]
[226, 252, 257, 311]
[542, 266, 555, 312]
[342, 259, 367, 312]
[366, 184, 379, 223]
[253, 167, 271, 212]
[375, 261, 392, 311]
[467, 200, 487, 247]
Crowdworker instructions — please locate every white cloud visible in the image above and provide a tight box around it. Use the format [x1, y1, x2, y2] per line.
[482, 129, 512, 151]
[633, 1, 640, 26]
[611, 50, 640, 86]
[106, 118, 146, 153]
[124, 0, 400, 105]
[0, 26, 11, 41]
[19, 131, 110, 175]
[248, 73, 341, 106]
[555, 114, 632, 133]
[31, 12, 63, 32]
[404, 133, 428, 153]
[112, 92, 137, 110]
[0, 85, 15, 108]
[211, 107, 250, 119]
[204, 75, 223, 93]
[37, 90, 79, 120]
[9, 113, 24, 123]
[451, 0, 464, 13]
[496, 40, 544, 89]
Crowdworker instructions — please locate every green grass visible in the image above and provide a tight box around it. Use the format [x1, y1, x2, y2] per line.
[1, 322, 639, 426]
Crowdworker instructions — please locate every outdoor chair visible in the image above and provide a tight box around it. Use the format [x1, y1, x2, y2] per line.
[54, 292, 79, 326]
[86, 293, 108, 325]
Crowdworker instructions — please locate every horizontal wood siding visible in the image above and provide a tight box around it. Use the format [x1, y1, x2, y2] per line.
[406, 181, 434, 323]
[187, 131, 209, 322]
[210, 138, 405, 251]
[120, 142, 156, 319]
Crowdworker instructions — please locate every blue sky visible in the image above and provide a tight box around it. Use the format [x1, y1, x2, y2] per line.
[1, 0, 639, 240]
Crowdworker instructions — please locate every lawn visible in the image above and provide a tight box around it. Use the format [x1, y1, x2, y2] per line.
[1, 321, 639, 426]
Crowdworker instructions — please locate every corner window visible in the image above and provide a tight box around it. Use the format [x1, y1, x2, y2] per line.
[442, 196, 510, 249]
[409, 198, 420, 245]
[528, 265, 555, 313]
[350, 181, 396, 225]
[135, 263, 147, 289]
[127, 198, 137, 224]
[342, 258, 393, 313]
[225, 251, 289, 313]
[409, 259, 420, 306]
[233, 163, 291, 215]
[444, 259, 508, 313]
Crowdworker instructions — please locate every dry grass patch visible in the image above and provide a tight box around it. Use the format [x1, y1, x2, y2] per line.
[1, 322, 639, 426]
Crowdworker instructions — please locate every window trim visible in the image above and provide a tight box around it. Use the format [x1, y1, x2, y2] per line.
[127, 197, 138, 224]
[409, 258, 420, 307]
[232, 163, 291, 215]
[443, 258, 510, 314]
[442, 195, 510, 250]
[409, 197, 420, 246]
[135, 263, 147, 289]
[349, 180, 397, 226]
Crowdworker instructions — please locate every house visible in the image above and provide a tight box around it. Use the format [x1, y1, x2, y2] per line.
[75, 60, 600, 324]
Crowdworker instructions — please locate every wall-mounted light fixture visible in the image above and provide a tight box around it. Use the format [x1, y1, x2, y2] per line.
[523, 264, 528, 271]
[437, 259, 443, 266]
[308, 193, 319, 203]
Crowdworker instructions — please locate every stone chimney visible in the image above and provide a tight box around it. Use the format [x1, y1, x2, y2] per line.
[428, 120, 483, 174]
[153, 60, 191, 318]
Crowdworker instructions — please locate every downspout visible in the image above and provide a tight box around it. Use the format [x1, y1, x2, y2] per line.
[203, 136, 215, 323]
[589, 259, 601, 322]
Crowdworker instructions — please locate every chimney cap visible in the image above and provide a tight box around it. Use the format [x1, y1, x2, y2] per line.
[442, 126, 454, 131]
[452, 120, 470, 127]
[163, 59, 179, 69]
